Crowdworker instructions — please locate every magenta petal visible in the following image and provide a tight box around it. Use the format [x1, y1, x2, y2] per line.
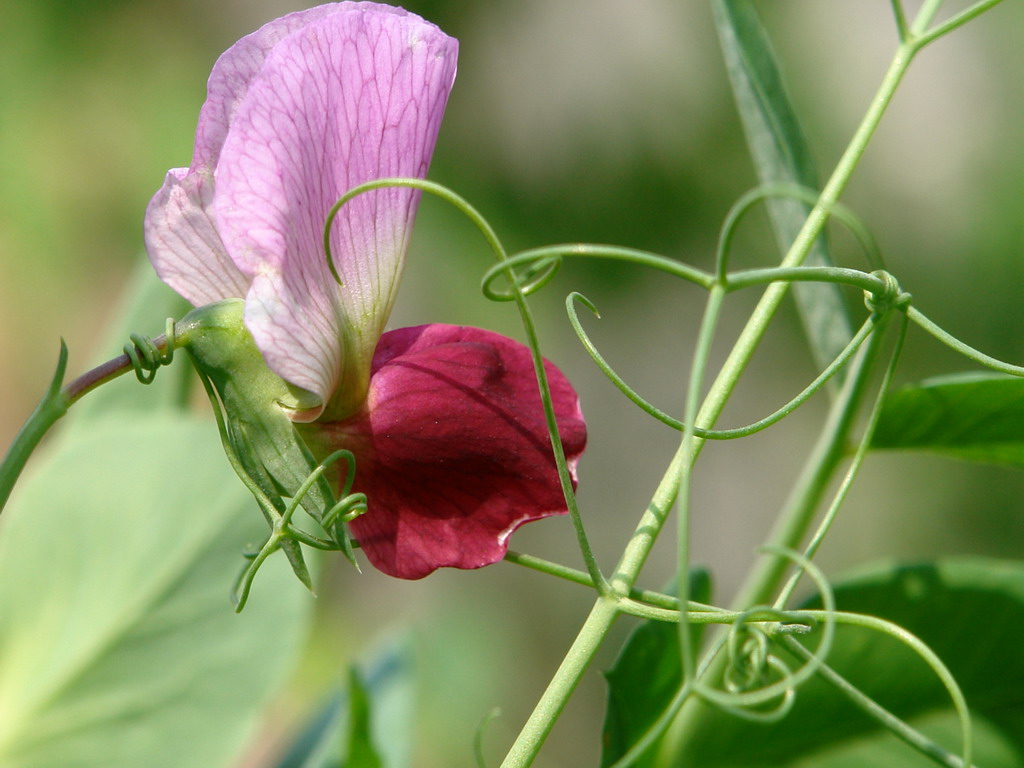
[313, 324, 587, 579]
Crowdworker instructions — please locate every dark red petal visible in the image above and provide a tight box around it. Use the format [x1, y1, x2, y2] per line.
[316, 324, 586, 579]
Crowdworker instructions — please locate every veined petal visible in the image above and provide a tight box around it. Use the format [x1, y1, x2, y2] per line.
[144, 168, 250, 306]
[214, 6, 458, 417]
[305, 324, 587, 579]
[145, 5, 344, 307]
[191, 4, 346, 170]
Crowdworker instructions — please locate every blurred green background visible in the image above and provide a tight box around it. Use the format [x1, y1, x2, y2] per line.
[1, 1, 1022, 765]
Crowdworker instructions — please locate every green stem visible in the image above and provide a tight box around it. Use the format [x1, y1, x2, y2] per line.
[497, 0, 1017, 753]
[63, 334, 172, 405]
[503, 550, 717, 613]
[657, 310, 892, 760]
[746, 314, 892, 609]
[911, 0, 947, 34]
[696, 39, 912, 426]
[714, 13, 918, 610]
[1, 330, 180, 518]
[676, 287, 728, 679]
[774, 313, 907, 610]
[890, 0, 910, 42]
[613, 28, 913, 589]
[0, 343, 70, 514]
[715, 185, 882, 279]
[505, 282, 729, 758]
[917, 0, 1004, 48]
[504, 32, 919, 766]
[724, 265, 885, 294]
[485, 245, 714, 293]
[799, 611, 974, 767]
[908, 306, 1024, 376]
[782, 637, 973, 768]
[639, 33, 922, 766]
[499, 597, 620, 768]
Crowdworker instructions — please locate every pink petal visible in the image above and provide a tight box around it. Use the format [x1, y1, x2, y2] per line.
[145, 5, 343, 308]
[191, 5, 347, 170]
[214, 6, 458, 417]
[144, 168, 250, 306]
[307, 325, 587, 579]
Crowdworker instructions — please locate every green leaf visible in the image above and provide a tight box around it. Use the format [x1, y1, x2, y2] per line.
[354, 640, 416, 768]
[647, 558, 1024, 766]
[711, 0, 853, 375]
[871, 372, 1024, 467]
[788, 711, 1022, 768]
[345, 668, 383, 768]
[0, 416, 311, 768]
[273, 639, 416, 768]
[273, 694, 345, 768]
[601, 570, 711, 767]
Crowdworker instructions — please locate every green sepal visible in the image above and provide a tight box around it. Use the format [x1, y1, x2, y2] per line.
[176, 300, 330, 517]
[175, 299, 357, 604]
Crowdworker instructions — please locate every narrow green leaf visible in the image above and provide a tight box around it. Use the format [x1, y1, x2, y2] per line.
[356, 639, 416, 768]
[275, 694, 345, 768]
[656, 558, 1024, 766]
[0, 416, 311, 768]
[345, 668, 383, 768]
[601, 570, 711, 768]
[0, 341, 69, 516]
[273, 639, 416, 768]
[711, 0, 853, 374]
[871, 372, 1024, 467]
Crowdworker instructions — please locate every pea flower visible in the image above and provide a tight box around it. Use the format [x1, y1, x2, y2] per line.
[143, 2, 586, 579]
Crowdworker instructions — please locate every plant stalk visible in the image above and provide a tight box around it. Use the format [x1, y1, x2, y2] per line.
[502, 19, 922, 767]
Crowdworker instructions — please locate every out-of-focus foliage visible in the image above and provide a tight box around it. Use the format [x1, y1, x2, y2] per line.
[2, 2, 1023, 766]
[0, 266, 311, 768]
